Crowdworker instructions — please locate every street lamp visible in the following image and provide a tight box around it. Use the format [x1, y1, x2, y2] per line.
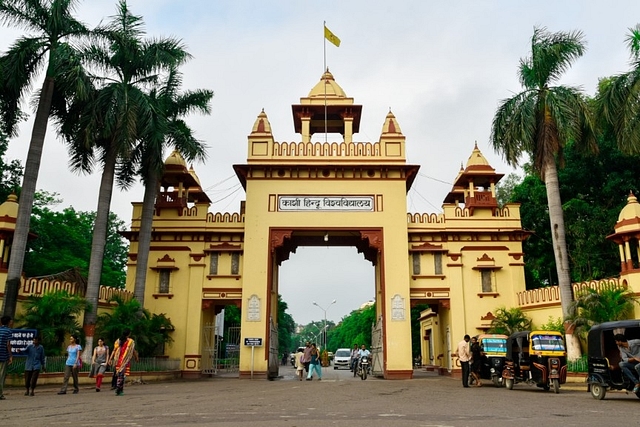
[312, 299, 336, 352]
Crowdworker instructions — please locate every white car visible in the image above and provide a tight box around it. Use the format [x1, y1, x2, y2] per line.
[333, 348, 352, 370]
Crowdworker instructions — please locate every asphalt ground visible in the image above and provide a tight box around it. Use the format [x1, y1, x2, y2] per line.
[1, 367, 636, 427]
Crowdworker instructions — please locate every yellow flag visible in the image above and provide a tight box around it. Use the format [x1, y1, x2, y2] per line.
[324, 25, 341, 47]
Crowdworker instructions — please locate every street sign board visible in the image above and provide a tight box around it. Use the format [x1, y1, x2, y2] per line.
[10, 329, 38, 357]
[244, 337, 263, 346]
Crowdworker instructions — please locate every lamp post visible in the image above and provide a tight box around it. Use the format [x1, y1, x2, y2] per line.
[312, 299, 336, 352]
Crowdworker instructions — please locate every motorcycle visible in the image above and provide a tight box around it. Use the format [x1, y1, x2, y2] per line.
[356, 356, 370, 380]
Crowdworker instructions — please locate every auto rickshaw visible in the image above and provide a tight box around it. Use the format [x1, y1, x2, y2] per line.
[469, 334, 508, 387]
[502, 330, 567, 393]
[587, 319, 640, 400]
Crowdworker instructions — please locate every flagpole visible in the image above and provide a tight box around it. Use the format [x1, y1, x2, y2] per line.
[323, 21, 327, 143]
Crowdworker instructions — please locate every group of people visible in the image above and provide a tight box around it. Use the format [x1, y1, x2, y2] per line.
[0, 314, 137, 400]
[455, 334, 484, 388]
[56, 329, 136, 396]
[293, 341, 371, 381]
[293, 341, 322, 381]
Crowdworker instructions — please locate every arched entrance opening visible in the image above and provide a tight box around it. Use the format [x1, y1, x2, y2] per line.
[268, 227, 385, 375]
[278, 246, 376, 348]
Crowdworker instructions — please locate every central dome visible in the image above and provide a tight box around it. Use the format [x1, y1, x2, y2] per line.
[307, 70, 347, 98]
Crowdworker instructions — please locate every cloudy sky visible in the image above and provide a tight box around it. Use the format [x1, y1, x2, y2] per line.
[2, 1, 640, 325]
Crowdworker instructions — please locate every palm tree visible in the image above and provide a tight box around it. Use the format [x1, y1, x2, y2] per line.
[17, 290, 88, 355]
[128, 68, 211, 305]
[59, 0, 189, 354]
[569, 287, 637, 336]
[490, 27, 597, 326]
[598, 24, 640, 154]
[0, 0, 89, 317]
[488, 307, 532, 336]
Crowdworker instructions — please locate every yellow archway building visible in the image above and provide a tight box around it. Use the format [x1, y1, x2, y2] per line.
[123, 71, 530, 379]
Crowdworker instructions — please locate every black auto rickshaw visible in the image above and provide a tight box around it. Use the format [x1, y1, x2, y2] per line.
[469, 334, 508, 387]
[587, 319, 640, 400]
[502, 330, 567, 393]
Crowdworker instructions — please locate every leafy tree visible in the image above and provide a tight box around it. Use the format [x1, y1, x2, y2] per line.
[59, 1, 190, 351]
[129, 68, 211, 305]
[24, 202, 127, 288]
[488, 307, 532, 336]
[507, 133, 640, 288]
[16, 290, 88, 355]
[568, 287, 637, 335]
[410, 303, 429, 359]
[96, 296, 174, 357]
[277, 297, 295, 357]
[539, 316, 565, 334]
[491, 27, 596, 320]
[0, 127, 23, 201]
[0, 0, 90, 318]
[326, 303, 376, 351]
[598, 24, 640, 154]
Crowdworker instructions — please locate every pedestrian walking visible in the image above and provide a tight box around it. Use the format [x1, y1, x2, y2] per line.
[306, 343, 322, 381]
[24, 335, 45, 396]
[58, 335, 82, 395]
[294, 347, 305, 381]
[89, 337, 109, 392]
[109, 329, 136, 396]
[302, 341, 312, 373]
[0, 315, 13, 400]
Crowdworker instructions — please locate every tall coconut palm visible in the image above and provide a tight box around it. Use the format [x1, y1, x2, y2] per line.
[491, 27, 596, 359]
[598, 24, 640, 154]
[0, 0, 89, 317]
[129, 68, 211, 305]
[60, 0, 189, 353]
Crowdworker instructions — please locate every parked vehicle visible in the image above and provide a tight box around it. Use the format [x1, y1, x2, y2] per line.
[587, 319, 640, 400]
[469, 334, 508, 387]
[356, 355, 370, 380]
[333, 348, 352, 370]
[502, 330, 567, 393]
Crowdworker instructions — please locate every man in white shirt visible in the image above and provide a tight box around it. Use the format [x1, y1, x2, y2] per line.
[455, 334, 471, 388]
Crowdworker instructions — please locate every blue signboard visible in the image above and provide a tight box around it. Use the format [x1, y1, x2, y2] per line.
[10, 329, 38, 357]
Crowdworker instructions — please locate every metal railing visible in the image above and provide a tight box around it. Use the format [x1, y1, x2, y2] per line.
[7, 356, 180, 375]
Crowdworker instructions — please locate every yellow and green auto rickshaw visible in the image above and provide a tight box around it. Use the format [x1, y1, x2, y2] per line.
[502, 330, 567, 393]
[471, 334, 508, 387]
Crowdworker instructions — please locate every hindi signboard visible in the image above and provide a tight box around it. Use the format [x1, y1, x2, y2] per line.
[278, 195, 374, 212]
[10, 329, 38, 357]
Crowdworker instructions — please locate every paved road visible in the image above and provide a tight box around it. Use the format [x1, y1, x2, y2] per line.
[1, 366, 637, 426]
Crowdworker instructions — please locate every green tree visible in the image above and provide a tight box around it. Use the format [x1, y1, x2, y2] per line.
[598, 24, 640, 155]
[326, 303, 376, 351]
[0, 0, 90, 318]
[277, 295, 295, 356]
[507, 134, 640, 288]
[491, 27, 597, 321]
[130, 68, 211, 305]
[96, 296, 174, 357]
[568, 287, 637, 335]
[0, 127, 23, 201]
[410, 303, 429, 359]
[16, 290, 88, 355]
[24, 202, 127, 288]
[60, 0, 189, 352]
[488, 307, 532, 336]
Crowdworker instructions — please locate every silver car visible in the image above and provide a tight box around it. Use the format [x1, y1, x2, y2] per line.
[333, 348, 352, 370]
